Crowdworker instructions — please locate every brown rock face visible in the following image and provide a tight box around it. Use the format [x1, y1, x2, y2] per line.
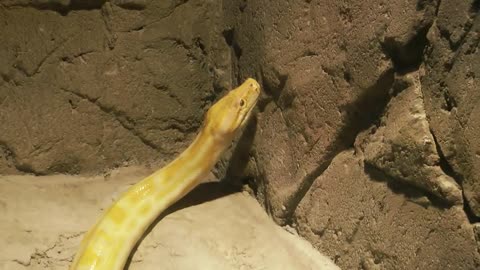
[0, 1, 231, 174]
[224, 0, 438, 223]
[357, 72, 462, 205]
[223, 0, 480, 268]
[295, 150, 480, 269]
[1, 0, 480, 269]
[421, 0, 480, 217]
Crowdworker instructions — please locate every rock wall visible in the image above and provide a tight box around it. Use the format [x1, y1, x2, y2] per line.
[224, 0, 480, 268]
[223, 0, 437, 222]
[421, 0, 480, 218]
[1, 0, 479, 269]
[0, 0, 231, 174]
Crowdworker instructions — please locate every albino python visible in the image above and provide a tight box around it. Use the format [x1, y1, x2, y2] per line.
[70, 78, 261, 270]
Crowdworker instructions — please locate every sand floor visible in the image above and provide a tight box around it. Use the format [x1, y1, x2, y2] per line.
[0, 167, 339, 270]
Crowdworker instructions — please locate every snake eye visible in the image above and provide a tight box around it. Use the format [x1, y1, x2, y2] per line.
[239, 99, 245, 107]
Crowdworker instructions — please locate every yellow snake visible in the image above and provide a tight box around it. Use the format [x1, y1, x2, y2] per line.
[70, 78, 261, 270]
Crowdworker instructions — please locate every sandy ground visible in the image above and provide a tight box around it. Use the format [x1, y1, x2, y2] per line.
[0, 167, 339, 270]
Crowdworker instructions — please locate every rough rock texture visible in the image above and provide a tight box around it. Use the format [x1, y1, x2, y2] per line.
[1, 0, 480, 269]
[356, 71, 462, 205]
[0, 168, 339, 270]
[421, 0, 480, 217]
[0, 0, 231, 175]
[223, 0, 438, 223]
[295, 150, 480, 269]
[222, 0, 480, 268]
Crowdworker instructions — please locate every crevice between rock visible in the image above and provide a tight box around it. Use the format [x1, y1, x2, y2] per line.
[430, 129, 480, 223]
[223, 28, 243, 61]
[286, 11, 436, 223]
[472, 0, 480, 13]
[0, 141, 45, 176]
[2, 0, 107, 16]
[381, 25, 431, 74]
[284, 68, 396, 225]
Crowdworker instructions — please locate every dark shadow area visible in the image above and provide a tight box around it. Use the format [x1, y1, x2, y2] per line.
[0, 140, 46, 176]
[224, 114, 258, 187]
[14, 0, 107, 16]
[430, 130, 463, 185]
[463, 194, 480, 223]
[164, 181, 241, 215]
[260, 66, 289, 102]
[381, 24, 431, 74]
[124, 181, 241, 269]
[472, 0, 480, 13]
[364, 163, 454, 210]
[284, 68, 396, 224]
[430, 130, 480, 223]
[223, 28, 243, 59]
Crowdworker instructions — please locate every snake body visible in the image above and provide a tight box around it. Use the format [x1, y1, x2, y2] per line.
[70, 78, 260, 270]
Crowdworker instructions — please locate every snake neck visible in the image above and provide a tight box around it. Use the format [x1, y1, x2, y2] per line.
[163, 129, 228, 182]
[69, 129, 231, 270]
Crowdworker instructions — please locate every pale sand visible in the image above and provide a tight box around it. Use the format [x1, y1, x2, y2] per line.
[0, 167, 339, 270]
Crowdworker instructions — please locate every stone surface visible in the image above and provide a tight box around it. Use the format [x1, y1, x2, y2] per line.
[0, 0, 231, 175]
[356, 71, 462, 205]
[223, 0, 438, 224]
[1, 0, 480, 269]
[421, 0, 480, 217]
[475, 224, 480, 253]
[0, 167, 339, 270]
[295, 150, 480, 270]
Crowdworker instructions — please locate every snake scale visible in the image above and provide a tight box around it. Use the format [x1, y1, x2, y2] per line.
[70, 78, 261, 270]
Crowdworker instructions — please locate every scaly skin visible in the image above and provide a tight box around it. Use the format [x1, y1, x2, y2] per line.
[70, 78, 261, 270]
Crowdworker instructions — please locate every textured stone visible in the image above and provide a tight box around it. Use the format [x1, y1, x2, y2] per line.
[112, 0, 146, 10]
[0, 1, 230, 174]
[295, 150, 480, 270]
[421, 0, 480, 217]
[1, 0, 479, 268]
[475, 224, 480, 253]
[223, 0, 439, 224]
[356, 71, 462, 205]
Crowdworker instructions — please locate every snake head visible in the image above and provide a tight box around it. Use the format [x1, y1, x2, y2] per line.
[204, 78, 260, 141]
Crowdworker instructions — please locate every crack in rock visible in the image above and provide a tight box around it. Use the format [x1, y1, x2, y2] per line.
[59, 87, 167, 153]
[0, 141, 45, 175]
[356, 71, 463, 205]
